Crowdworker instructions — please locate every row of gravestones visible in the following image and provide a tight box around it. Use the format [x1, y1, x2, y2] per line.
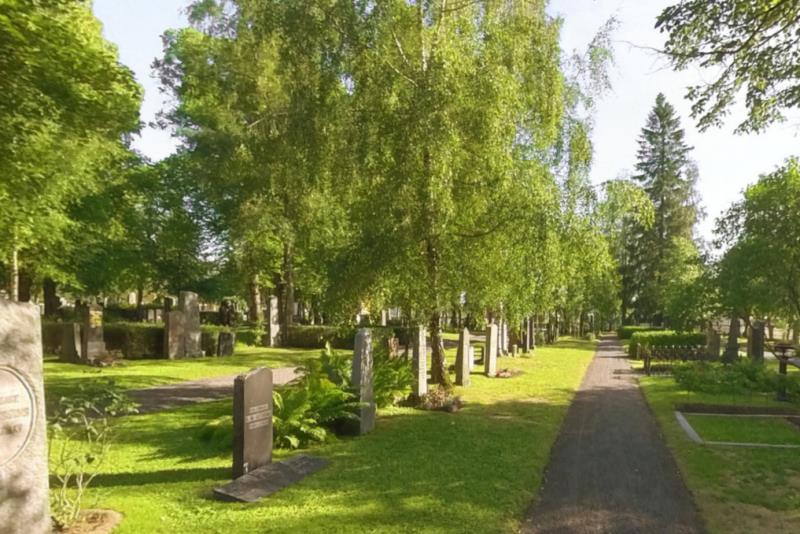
[59, 291, 235, 364]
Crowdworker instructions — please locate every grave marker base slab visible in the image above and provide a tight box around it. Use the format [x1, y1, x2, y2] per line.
[213, 455, 328, 503]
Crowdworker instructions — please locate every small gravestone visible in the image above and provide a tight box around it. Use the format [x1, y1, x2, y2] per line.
[59, 323, 81, 362]
[81, 303, 106, 363]
[468, 346, 475, 371]
[268, 296, 280, 347]
[412, 326, 427, 397]
[0, 299, 50, 534]
[523, 318, 532, 353]
[180, 291, 202, 357]
[380, 310, 388, 326]
[352, 329, 376, 434]
[485, 323, 498, 377]
[749, 321, 765, 362]
[233, 367, 273, 479]
[455, 327, 471, 387]
[164, 309, 185, 359]
[218, 332, 235, 357]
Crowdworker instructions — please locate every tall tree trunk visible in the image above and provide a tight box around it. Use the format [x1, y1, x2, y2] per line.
[9, 246, 19, 301]
[282, 241, 294, 334]
[43, 278, 59, 317]
[247, 272, 262, 322]
[429, 310, 450, 387]
[17, 268, 32, 302]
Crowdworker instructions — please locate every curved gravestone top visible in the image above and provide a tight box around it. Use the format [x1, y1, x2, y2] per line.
[0, 366, 36, 468]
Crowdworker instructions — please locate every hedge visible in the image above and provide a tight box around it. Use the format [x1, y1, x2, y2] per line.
[105, 322, 165, 359]
[628, 330, 706, 359]
[234, 324, 413, 349]
[617, 325, 663, 340]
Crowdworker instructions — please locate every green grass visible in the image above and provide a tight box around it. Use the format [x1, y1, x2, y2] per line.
[684, 414, 800, 445]
[44, 344, 320, 401]
[49, 338, 596, 533]
[640, 374, 800, 533]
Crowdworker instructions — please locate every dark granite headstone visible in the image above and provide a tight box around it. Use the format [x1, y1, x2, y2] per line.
[218, 332, 235, 357]
[352, 329, 376, 434]
[724, 317, 740, 363]
[164, 310, 185, 359]
[706, 328, 721, 359]
[180, 291, 202, 357]
[412, 326, 427, 397]
[233, 367, 273, 479]
[213, 454, 328, 503]
[0, 299, 50, 534]
[59, 323, 82, 362]
[455, 327, 471, 386]
[81, 304, 106, 363]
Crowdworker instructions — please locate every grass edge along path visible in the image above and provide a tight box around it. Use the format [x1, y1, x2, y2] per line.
[640, 374, 800, 533]
[49, 338, 596, 534]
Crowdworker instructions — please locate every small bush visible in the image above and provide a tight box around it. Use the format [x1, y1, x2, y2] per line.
[672, 361, 800, 401]
[629, 330, 706, 358]
[617, 325, 663, 339]
[48, 381, 138, 529]
[42, 321, 63, 354]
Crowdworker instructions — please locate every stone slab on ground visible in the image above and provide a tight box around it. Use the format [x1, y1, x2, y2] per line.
[128, 367, 299, 414]
[213, 454, 329, 503]
[522, 336, 704, 534]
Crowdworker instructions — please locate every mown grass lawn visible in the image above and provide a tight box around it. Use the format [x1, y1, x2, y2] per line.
[43, 345, 320, 401]
[50, 338, 596, 533]
[640, 373, 800, 533]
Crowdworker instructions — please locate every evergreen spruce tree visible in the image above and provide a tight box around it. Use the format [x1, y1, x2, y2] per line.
[625, 93, 700, 323]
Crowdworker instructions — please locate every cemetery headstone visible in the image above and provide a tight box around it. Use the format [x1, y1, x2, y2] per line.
[59, 323, 81, 362]
[81, 303, 106, 363]
[706, 328, 721, 359]
[164, 309, 186, 359]
[485, 323, 498, 377]
[455, 327, 471, 386]
[468, 345, 475, 371]
[0, 299, 50, 534]
[352, 329, 376, 434]
[724, 317, 740, 363]
[268, 296, 280, 347]
[380, 310, 388, 327]
[523, 318, 531, 353]
[233, 367, 273, 479]
[412, 326, 427, 397]
[218, 331, 236, 357]
[749, 321, 765, 362]
[180, 291, 202, 357]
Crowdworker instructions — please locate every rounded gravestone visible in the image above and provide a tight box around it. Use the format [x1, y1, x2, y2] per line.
[0, 366, 36, 468]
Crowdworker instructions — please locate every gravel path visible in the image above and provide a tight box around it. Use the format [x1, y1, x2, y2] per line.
[128, 367, 300, 414]
[522, 336, 704, 533]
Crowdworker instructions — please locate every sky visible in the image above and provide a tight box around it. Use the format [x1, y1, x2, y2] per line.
[94, 0, 800, 241]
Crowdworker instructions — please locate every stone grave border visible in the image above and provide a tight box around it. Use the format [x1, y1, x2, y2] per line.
[674, 410, 800, 449]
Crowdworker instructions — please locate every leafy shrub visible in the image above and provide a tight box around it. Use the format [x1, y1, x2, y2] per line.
[628, 330, 706, 358]
[319, 342, 351, 386]
[617, 325, 663, 339]
[672, 361, 800, 401]
[48, 381, 138, 529]
[417, 386, 463, 412]
[372, 345, 413, 408]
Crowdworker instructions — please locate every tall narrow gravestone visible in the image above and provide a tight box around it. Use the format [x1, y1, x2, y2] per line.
[180, 291, 202, 357]
[412, 326, 427, 397]
[468, 346, 475, 371]
[523, 318, 532, 353]
[724, 317, 740, 363]
[233, 367, 273, 479]
[164, 307, 185, 359]
[352, 329, 376, 434]
[268, 296, 280, 347]
[0, 299, 50, 534]
[485, 323, 498, 377]
[455, 327, 471, 386]
[81, 303, 107, 363]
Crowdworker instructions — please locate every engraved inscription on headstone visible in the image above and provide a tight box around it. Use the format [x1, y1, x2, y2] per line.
[233, 367, 273, 479]
[0, 367, 35, 467]
[0, 299, 50, 534]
